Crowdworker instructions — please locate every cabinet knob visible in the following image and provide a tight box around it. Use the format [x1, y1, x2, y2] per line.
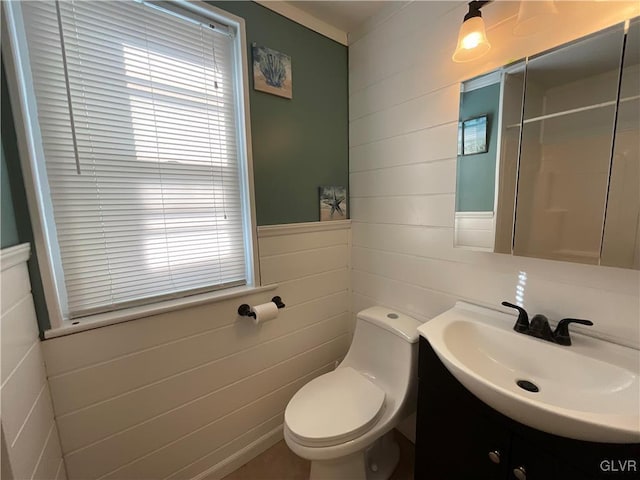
[488, 450, 501, 464]
[513, 466, 527, 480]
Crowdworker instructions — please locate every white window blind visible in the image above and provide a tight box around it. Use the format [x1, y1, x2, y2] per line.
[20, 0, 249, 318]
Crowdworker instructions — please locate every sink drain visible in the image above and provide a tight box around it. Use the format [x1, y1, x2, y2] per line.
[516, 380, 539, 393]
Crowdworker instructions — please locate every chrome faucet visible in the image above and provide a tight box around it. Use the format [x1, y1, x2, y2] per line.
[501, 301, 593, 346]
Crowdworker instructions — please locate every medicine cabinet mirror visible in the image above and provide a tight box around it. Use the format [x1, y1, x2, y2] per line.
[454, 17, 639, 270]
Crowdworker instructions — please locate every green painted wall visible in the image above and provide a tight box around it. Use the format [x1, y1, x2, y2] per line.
[456, 83, 501, 212]
[209, 1, 349, 225]
[2, 61, 51, 332]
[1, 142, 20, 248]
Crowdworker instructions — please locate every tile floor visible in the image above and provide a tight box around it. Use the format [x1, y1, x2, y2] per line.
[222, 430, 415, 480]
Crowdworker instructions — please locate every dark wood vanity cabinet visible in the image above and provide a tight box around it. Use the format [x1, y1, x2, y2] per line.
[415, 337, 640, 480]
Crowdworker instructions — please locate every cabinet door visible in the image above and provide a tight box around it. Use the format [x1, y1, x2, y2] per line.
[508, 434, 557, 480]
[416, 386, 509, 479]
[513, 23, 626, 265]
[601, 17, 640, 269]
[416, 337, 510, 479]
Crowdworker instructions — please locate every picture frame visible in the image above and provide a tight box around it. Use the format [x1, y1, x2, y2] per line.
[461, 115, 488, 155]
[252, 45, 292, 99]
[319, 186, 347, 221]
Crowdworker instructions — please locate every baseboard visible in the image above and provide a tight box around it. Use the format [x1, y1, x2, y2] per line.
[195, 424, 284, 480]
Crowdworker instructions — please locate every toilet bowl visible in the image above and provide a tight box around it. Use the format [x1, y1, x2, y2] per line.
[284, 306, 421, 479]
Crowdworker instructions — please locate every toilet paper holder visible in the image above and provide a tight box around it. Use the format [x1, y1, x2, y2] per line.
[238, 296, 285, 318]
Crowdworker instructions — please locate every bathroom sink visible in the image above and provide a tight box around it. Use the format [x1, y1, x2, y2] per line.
[418, 302, 640, 443]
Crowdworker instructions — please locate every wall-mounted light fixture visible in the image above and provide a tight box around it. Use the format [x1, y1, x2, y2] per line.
[452, 1, 492, 63]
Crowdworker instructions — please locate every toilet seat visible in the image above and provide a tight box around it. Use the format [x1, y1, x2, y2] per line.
[285, 367, 386, 448]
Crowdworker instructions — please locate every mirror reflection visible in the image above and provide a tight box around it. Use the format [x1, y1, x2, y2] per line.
[454, 18, 639, 270]
[455, 72, 503, 252]
[513, 23, 625, 265]
[601, 18, 640, 269]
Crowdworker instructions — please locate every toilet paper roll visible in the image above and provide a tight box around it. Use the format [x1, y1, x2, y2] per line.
[251, 301, 279, 325]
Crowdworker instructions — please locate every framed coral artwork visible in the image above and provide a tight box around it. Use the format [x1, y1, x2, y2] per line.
[252, 45, 292, 99]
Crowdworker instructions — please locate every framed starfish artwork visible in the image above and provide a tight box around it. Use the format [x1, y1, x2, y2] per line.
[319, 186, 347, 221]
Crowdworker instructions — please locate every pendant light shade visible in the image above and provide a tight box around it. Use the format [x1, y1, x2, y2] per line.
[452, 1, 491, 63]
[513, 0, 559, 37]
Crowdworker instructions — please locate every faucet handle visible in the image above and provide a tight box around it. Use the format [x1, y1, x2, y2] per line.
[553, 318, 594, 346]
[501, 301, 529, 333]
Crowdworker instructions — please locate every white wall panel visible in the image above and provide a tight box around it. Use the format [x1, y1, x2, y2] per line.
[1, 427, 15, 480]
[348, 1, 462, 93]
[0, 260, 32, 315]
[102, 367, 333, 480]
[106, 374, 302, 480]
[352, 222, 640, 296]
[32, 424, 63, 480]
[351, 194, 454, 227]
[350, 7, 470, 119]
[42, 223, 351, 479]
[349, 84, 459, 147]
[55, 314, 348, 451]
[347, 1, 411, 47]
[1, 297, 39, 382]
[352, 246, 504, 300]
[41, 290, 288, 377]
[56, 461, 67, 480]
[42, 269, 346, 377]
[351, 270, 454, 323]
[352, 222, 471, 263]
[350, 158, 455, 198]
[1, 343, 47, 444]
[349, 1, 640, 348]
[258, 228, 348, 257]
[48, 292, 348, 416]
[168, 413, 283, 480]
[276, 268, 349, 305]
[260, 245, 349, 284]
[1, 244, 65, 480]
[64, 341, 346, 479]
[9, 388, 56, 480]
[350, 123, 457, 173]
[353, 246, 638, 340]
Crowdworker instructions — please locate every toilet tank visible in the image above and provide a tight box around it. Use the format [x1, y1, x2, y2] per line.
[340, 307, 422, 397]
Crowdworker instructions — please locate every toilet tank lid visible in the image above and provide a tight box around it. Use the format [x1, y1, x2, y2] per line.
[357, 306, 422, 343]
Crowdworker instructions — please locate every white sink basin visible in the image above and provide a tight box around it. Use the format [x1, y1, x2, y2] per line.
[418, 302, 640, 443]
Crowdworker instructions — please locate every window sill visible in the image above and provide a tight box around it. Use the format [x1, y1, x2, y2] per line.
[43, 283, 278, 339]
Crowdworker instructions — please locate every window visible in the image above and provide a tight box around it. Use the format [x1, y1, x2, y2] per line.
[4, 0, 256, 325]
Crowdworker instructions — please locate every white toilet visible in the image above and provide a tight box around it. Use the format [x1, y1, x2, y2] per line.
[284, 306, 421, 479]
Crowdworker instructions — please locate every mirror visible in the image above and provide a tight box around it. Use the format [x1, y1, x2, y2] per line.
[601, 18, 640, 269]
[455, 18, 640, 270]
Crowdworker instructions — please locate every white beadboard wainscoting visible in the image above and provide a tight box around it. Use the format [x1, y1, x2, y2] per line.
[454, 212, 495, 251]
[40, 221, 351, 480]
[348, 1, 640, 348]
[1, 244, 66, 480]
